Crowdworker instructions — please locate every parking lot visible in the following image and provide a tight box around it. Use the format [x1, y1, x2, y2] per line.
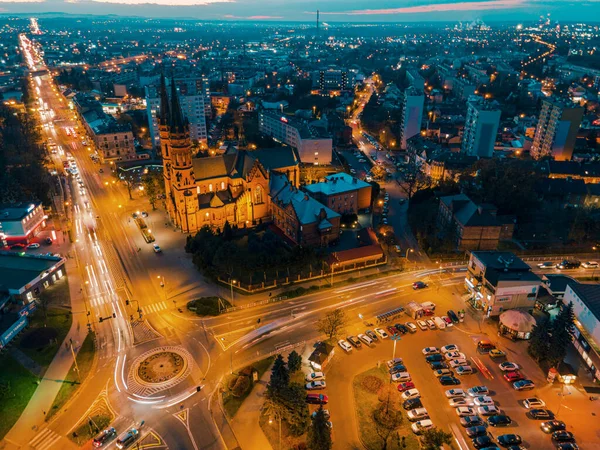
[306, 282, 594, 449]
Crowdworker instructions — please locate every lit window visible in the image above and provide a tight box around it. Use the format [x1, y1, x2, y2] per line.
[209, 184, 213, 192]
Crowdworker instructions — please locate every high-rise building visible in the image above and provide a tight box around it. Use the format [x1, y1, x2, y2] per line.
[311, 67, 355, 95]
[400, 87, 424, 150]
[531, 98, 584, 161]
[462, 99, 501, 158]
[146, 75, 208, 151]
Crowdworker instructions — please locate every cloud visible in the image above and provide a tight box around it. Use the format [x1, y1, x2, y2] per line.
[319, 0, 528, 15]
[222, 13, 282, 19]
[90, 0, 231, 5]
[0, 0, 44, 3]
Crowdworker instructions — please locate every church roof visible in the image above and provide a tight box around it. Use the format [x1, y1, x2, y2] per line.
[209, 193, 225, 208]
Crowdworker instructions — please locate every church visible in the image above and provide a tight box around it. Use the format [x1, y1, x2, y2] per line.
[158, 75, 340, 246]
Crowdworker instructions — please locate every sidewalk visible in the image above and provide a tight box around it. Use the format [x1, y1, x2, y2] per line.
[2, 254, 88, 449]
[229, 364, 273, 450]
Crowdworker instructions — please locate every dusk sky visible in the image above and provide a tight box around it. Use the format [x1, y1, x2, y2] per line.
[0, 0, 596, 22]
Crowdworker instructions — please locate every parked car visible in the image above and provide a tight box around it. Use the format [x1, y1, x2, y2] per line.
[449, 398, 473, 408]
[538, 261, 556, 269]
[386, 358, 403, 368]
[26, 243, 40, 249]
[397, 381, 416, 392]
[556, 443, 579, 450]
[456, 366, 474, 376]
[478, 405, 501, 416]
[93, 427, 117, 447]
[434, 369, 453, 378]
[401, 389, 420, 400]
[403, 397, 423, 410]
[346, 336, 362, 348]
[391, 372, 411, 382]
[153, 244, 162, 253]
[460, 415, 484, 427]
[387, 326, 398, 336]
[439, 376, 461, 386]
[489, 349, 506, 358]
[468, 386, 489, 396]
[513, 380, 535, 391]
[430, 361, 448, 370]
[116, 428, 139, 449]
[416, 320, 428, 331]
[556, 260, 581, 269]
[474, 396, 495, 407]
[421, 301, 436, 310]
[524, 397, 545, 409]
[449, 359, 469, 368]
[407, 407, 429, 421]
[405, 322, 418, 333]
[374, 328, 388, 339]
[412, 281, 428, 290]
[394, 323, 408, 334]
[306, 393, 328, 404]
[498, 434, 522, 446]
[425, 354, 444, 363]
[447, 310, 459, 323]
[411, 419, 433, 435]
[529, 409, 555, 420]
[445, 388, 466, 398]
[487, 415, 513, 427]
[426, 319, 436, 329]
[422, 347, 440, 355]
[358, 333, 373, 345]
[499, 362, 519, 372]
[441, 344, 459, 353]
[552, 431, 575, 443]
[541, 420, 566, 433]
[10, 243, 25, 249]
[503, 371, 524, 382]
[582, 261, 599, 269]
[472, 435, 495, 449]
[305, 380, 326, 390]
[456, 407, 475, 417]
[306, 372, 325, 382]
[338, 340, 352, 353]
[466, 425, 488, 438]
[444, 351, 466, 361]
[389, 364, 407, 374]
[442, 316, 453, 326]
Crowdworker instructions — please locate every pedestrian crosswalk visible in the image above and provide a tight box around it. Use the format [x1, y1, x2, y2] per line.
[28, 427, 62, 450]
[141, 301, 169, 314]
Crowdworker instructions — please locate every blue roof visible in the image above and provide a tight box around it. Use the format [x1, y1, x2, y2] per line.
[305, 172, 370, 196]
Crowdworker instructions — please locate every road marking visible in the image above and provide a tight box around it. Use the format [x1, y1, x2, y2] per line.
[28, 427, 61, 450]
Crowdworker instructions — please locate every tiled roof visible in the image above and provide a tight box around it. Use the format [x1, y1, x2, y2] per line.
[440, 194, 500, 227]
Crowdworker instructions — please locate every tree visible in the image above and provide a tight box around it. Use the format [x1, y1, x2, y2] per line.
[142, 170, 162, 210]
[115, 168, 136, 200]
[397, 160, 432, 201]
[307, 406, 332, 450]
[528, 317, 552, 363]
[287, 350, 302, 373]
[269, 354, 290, 393]
[550, 301, 576, 369]
[316, 309, 347, 341]
[420, 428, 453, 450]
[223, 221, 233, 241]
[372, 403, 403, 450]
[36, 291, 52, 320]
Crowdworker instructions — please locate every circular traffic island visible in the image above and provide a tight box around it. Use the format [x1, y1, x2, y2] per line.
[137, 351, 185, 383]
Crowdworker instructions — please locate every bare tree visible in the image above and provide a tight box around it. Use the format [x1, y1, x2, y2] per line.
[316, 309, 347, 341]
[397, 160, 431, 201]
[36, 291, 52, 319]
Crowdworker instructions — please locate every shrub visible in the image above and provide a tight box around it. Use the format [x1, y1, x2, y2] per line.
[373, 403, 403, 429]
[231, 375, 251, 398]
[361, 375, 384, 393]
[377, 384, 401, 407]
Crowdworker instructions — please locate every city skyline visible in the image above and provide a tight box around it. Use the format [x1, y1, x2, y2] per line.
[0, 0, 597, 22]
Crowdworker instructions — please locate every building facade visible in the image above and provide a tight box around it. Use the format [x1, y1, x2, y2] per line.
[304, 173, 372, 215]
[0, 203, 46, 244]
[311, 67, 355, 95]
[531, 98, 584, 161]
[462, 99, 500, 158]
[399, 87, 424, 150]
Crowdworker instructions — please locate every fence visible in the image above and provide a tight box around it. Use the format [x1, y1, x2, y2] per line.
[235, 340, 307, 368]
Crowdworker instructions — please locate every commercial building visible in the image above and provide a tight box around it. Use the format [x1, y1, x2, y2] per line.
[258, 110, 332, 165]
[462, 99, 501, 158]
[0, 203, 46, 245]
[464, 251, 542, 317]
[304, 172, 372, 215]
[531, 98, 584, 161]
[146, 76, 208, 150]
[311, 67, 354, 95]
[399, 87, 424, 150]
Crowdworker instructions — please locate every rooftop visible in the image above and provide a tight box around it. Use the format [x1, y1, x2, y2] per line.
[471, 251, 532, 272]
[304, 172, 370, 197]
[568, 283, 600, 322]
[0, 203, 41, 222]
[0, 252, 64, 292]
[440, 194, 500, 227]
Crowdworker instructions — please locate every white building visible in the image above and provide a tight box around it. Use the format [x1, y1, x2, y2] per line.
[146, 76, 208, 149]
[258, 110, 332, 165]
[462, 99, 501, 158]
[400, 87, 424, 150]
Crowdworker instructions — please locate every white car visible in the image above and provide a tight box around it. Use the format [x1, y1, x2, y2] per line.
[405, 322, 418, 333]
[445, 389, 466, 398]
[474, 396, 494, 406]
[391, 372, 411, 382]
[417, 320, 428, 331]
[426, 319, 436, 330]
[401, 389, 420, 400]
[338, 339, 352, 353]
[524, 397, 546, 409]
[374, 327, 389, 339]
[434, 369, 453, 378]
[582, 261, 599, 269]
[498, 362, 519, 372]
[306, 372, 325, 382]
[449, 398, 473, 408]
[468, 386, 489, 397]
[407, 408, 429, 421]
[456, 407, 475, 417]
[537, 261, 555, 269]
[422, 347, 439, 355]
[387, 358, 403, 368]
[449, 359, 469, 368]
[441, 344, 459, 354]
[305, 380, 326, 390]
[421, 301, 436, 311]
[358, 333, 373, 345]
[456, 366, 474, 375]
[444, 351, 466, 361]
[411, 419, 434, 435]
[477, 405, 501, 416]
[153, 244, 161, 253]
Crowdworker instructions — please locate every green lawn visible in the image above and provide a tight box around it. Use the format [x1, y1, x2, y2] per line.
[187, 296, 231, 316]
[17, 306, 72, 370]
[353, 366, 420, 450]
[47, 332, 96, 420]
[69, 413, 112, 446]
[223, 356, 274, 418]
[0, 354, 40, 440]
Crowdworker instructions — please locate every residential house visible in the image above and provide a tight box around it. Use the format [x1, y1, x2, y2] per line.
[304, 172, 372, 215]
[534, 177, 588, 208]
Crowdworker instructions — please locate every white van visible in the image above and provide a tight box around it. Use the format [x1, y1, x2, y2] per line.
[433, 317, 446, 330]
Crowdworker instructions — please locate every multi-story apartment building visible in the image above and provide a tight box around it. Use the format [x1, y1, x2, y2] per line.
[0, 203, 46, 244]
[304, 173, 372, 215]
[462, 99, 501, 158]
[531, 98, 584, 161]
[258, 110, 332, 165]
[399, 87, 424, 150]
[311, 67, 355, 95]
[146, 75, 208, 150]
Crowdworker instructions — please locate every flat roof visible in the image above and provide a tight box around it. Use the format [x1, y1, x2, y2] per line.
[0, 252, 64, 292]
[305, 172, 370, 196]
[0, 203, 41, 222]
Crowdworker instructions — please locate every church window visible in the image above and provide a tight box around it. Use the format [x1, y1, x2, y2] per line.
[221, 181, 225, 191]
[255, 185, 263, 204]
[209, 183, 213, 192]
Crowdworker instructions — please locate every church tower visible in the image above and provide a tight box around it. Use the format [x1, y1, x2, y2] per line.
[158, 73, 176, 221]
[168, 77, 198, 233]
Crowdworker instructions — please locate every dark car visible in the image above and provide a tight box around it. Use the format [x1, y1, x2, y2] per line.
[394, 324, 408, 334]
[430, 361, 448, 370]
[473, 434, 495, 449]
[461, 415, 485, 427]
[45, 237, 53, 245]
[488, 415, 512, 427]
[556, 260, 581, 270]
[402, 397, 423, 411]
[412, 281, 428, 290]
[439, 376, 461, 386]
[498, 434, 522, 446]
[447, 310, 459, 323]
[556, 444, 579, 450]
[552, 431, 575, 443]
[93, 427, 117, 447]
[116, 429, 139, 449]
[387, 326, 398, 336]
[426, 354, 444, 363]
[10, 243, 25, 249]
[529, 409, 555, 420]
[306, 394, 328, 404]
[389, 364, 407, 374]
[466, 425, 488, 438]
[347, 336, 362, 348]
[541, 420, 566, 433]
[365, 330, 379, 341]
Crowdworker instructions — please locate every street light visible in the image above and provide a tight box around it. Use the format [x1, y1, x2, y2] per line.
[269, 411, 282, 450]
[229, 278, 236, 307]
[405, 248, 414, 259]
[330, 263, 338, 286]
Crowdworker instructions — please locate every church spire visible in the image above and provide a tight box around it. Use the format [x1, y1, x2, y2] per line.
[159, 71, 170, 126]
[169, 75, 186, 134]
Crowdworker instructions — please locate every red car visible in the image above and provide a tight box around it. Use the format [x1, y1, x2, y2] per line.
[397, 381, 416, 392]
[423, 309, 435, 316]
[387, 326, 398, 336]
[503, 371, 524, 382]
